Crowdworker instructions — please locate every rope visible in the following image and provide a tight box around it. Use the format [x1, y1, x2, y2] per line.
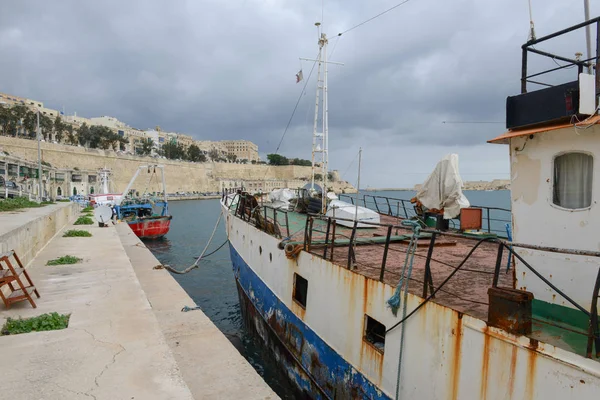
[162, 209, 225, 275]
[387, 220, 420, 400]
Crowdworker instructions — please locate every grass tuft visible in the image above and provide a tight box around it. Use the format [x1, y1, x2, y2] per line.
[1, 312, 70, 335]
[0, 197, 44, 212]
[46, 255, 82, 265]
[57, 199, 71, 202]
[74, 216, 94, 225]
[63, 230, 92, 238]
[81, 206, 94, 212]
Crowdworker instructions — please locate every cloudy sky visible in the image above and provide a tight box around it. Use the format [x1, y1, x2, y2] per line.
[0, 1, 597, 188]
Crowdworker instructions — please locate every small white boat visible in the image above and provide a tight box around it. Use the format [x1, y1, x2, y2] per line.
[325, 199, 380, 228]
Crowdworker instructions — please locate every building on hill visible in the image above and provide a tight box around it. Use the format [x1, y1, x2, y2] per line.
[221, 140, 259, 162]
[1, 91, 260, 162]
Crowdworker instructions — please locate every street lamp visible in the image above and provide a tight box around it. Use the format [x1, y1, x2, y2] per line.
[32, 108, 42, 202]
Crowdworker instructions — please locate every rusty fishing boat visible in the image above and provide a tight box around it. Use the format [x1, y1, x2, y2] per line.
[221, 18, 600, 399]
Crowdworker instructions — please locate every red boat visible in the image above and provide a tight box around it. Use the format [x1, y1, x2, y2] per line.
[115, 165, 172, 240]
[127, 215, 172, 239]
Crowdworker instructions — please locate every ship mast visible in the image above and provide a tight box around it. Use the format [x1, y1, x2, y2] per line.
[301, 22, 343, 212]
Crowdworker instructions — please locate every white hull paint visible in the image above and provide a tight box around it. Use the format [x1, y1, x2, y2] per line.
[223, 197, 600, 399]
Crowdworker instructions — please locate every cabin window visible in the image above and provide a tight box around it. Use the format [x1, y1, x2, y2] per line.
[553, 152, 593, 209]
[364, 315, 386, 353]
[293, 273, 308, 309]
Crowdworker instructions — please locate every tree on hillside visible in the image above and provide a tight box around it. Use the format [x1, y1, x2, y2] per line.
[140, 138, 154, 156]
[39, 114, 54, 141]
[289, 158, 311, 166]
[54, 115, 66, 143]
[23, 110, 38, 138]
[267, 154, 289, 165]
[65, 125, 77, 145]
[226, 154, 237, 163]
[208, 148, 219, 161]
[160, 141, 186, 160]
[77, 123, 92, 147]
[187, 144, 206, 162]
[0, 106, 16, 136]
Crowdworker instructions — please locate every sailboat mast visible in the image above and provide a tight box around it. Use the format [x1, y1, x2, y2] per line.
[355, 147, 362, 220]
[310, 32, 323, 192]
[322, 32, 329, 213]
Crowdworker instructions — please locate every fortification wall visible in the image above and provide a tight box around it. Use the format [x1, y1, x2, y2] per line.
[0, 137, 355, 193]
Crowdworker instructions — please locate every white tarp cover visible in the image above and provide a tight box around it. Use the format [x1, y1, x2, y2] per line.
[269, 188, 297, 209]
[326, 200, 381, 228]
[416, 154, 470, 219]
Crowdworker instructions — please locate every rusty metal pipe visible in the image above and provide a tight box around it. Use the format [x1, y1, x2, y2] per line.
[380, 226, 393, 282]
[330, 220, 336, 262]
[323, 217, 331, 259]
[423, 233, 437, 298]
[347, 220, 358, 269]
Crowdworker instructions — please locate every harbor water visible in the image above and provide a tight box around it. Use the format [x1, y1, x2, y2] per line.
[145, 190, 511, 398]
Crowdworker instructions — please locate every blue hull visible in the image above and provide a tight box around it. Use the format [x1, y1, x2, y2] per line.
[230, 244, 389, 400]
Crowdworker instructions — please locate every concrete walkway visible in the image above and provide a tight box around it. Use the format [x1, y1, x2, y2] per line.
[117, 223, 277, 400]
[0, 218, 277, 399]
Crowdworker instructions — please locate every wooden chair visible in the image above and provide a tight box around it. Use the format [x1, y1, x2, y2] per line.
[0, 250, 40, 309]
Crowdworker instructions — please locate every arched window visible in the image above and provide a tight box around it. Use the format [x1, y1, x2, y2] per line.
[57, 187, 62, 196]
[553, 152, 593, 209]
[90, 186, 95, 194]
[73, 187, 77, 196]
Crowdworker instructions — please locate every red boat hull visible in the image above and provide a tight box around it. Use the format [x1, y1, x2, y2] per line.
[127, 216, 172, 239]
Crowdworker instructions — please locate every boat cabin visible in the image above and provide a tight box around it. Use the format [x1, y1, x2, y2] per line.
[490, 17, 600, 318]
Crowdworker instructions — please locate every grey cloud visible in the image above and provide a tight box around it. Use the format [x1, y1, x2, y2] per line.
[0, 0, 596, 187]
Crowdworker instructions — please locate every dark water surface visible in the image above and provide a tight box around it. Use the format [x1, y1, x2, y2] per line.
[145, 191, 511, 398]
[144, 199, 299, 399]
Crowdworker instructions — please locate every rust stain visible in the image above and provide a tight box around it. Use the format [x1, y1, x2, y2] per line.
[450, 312, 463, 400]
[291, 299, 306, 320]
[480, 326, 491, 400]
[360, 339, 384, 387]
[525, 346, 537, 400]
[508, 346, 518, 397]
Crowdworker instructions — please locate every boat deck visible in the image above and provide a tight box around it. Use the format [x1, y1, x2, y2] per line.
[283, 212, 511, 320]
[264, 207, 598, 362]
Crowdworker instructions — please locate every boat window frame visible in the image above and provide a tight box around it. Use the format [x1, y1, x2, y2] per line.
[292, 273, 308, 309]
[550, 150, 594, 212]
[363, 314, 386, 354]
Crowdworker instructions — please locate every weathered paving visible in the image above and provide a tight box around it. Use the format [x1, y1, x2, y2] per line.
[0, 212, 277, 399]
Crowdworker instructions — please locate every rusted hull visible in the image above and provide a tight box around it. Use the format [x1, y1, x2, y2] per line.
[230, 244, 389, 400]
[128, 216, 172, 239]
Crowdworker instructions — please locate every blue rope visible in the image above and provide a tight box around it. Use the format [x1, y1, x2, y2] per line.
[387, 220, 420, 315]
[505, 223, 513, 272]
[387, 219, 420, 400]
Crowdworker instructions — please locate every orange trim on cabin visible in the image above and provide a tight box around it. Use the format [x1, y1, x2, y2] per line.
[488, 115, 600, 144]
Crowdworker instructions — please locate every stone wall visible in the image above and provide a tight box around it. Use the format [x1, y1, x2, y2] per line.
[0, 136, 355, 194]
[0, 202, 79, 267]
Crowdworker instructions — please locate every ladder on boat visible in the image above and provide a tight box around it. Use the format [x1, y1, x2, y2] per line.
[0, 250, 40, 309]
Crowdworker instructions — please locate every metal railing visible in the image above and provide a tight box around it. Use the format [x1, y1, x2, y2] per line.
[339, 193, 512, 237]
[302, 213, 600, 359]
[222, 188, 599, 358]
[520, 16, 600, 94]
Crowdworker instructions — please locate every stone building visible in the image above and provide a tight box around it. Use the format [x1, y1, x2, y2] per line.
[221, 140, 259, 162]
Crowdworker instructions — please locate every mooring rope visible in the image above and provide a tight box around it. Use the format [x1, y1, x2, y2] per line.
[386, 220, 420, 400]
[161, 209, 226, 275]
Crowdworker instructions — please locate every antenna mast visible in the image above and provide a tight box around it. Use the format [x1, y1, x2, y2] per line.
[301, 22, 343, 212]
